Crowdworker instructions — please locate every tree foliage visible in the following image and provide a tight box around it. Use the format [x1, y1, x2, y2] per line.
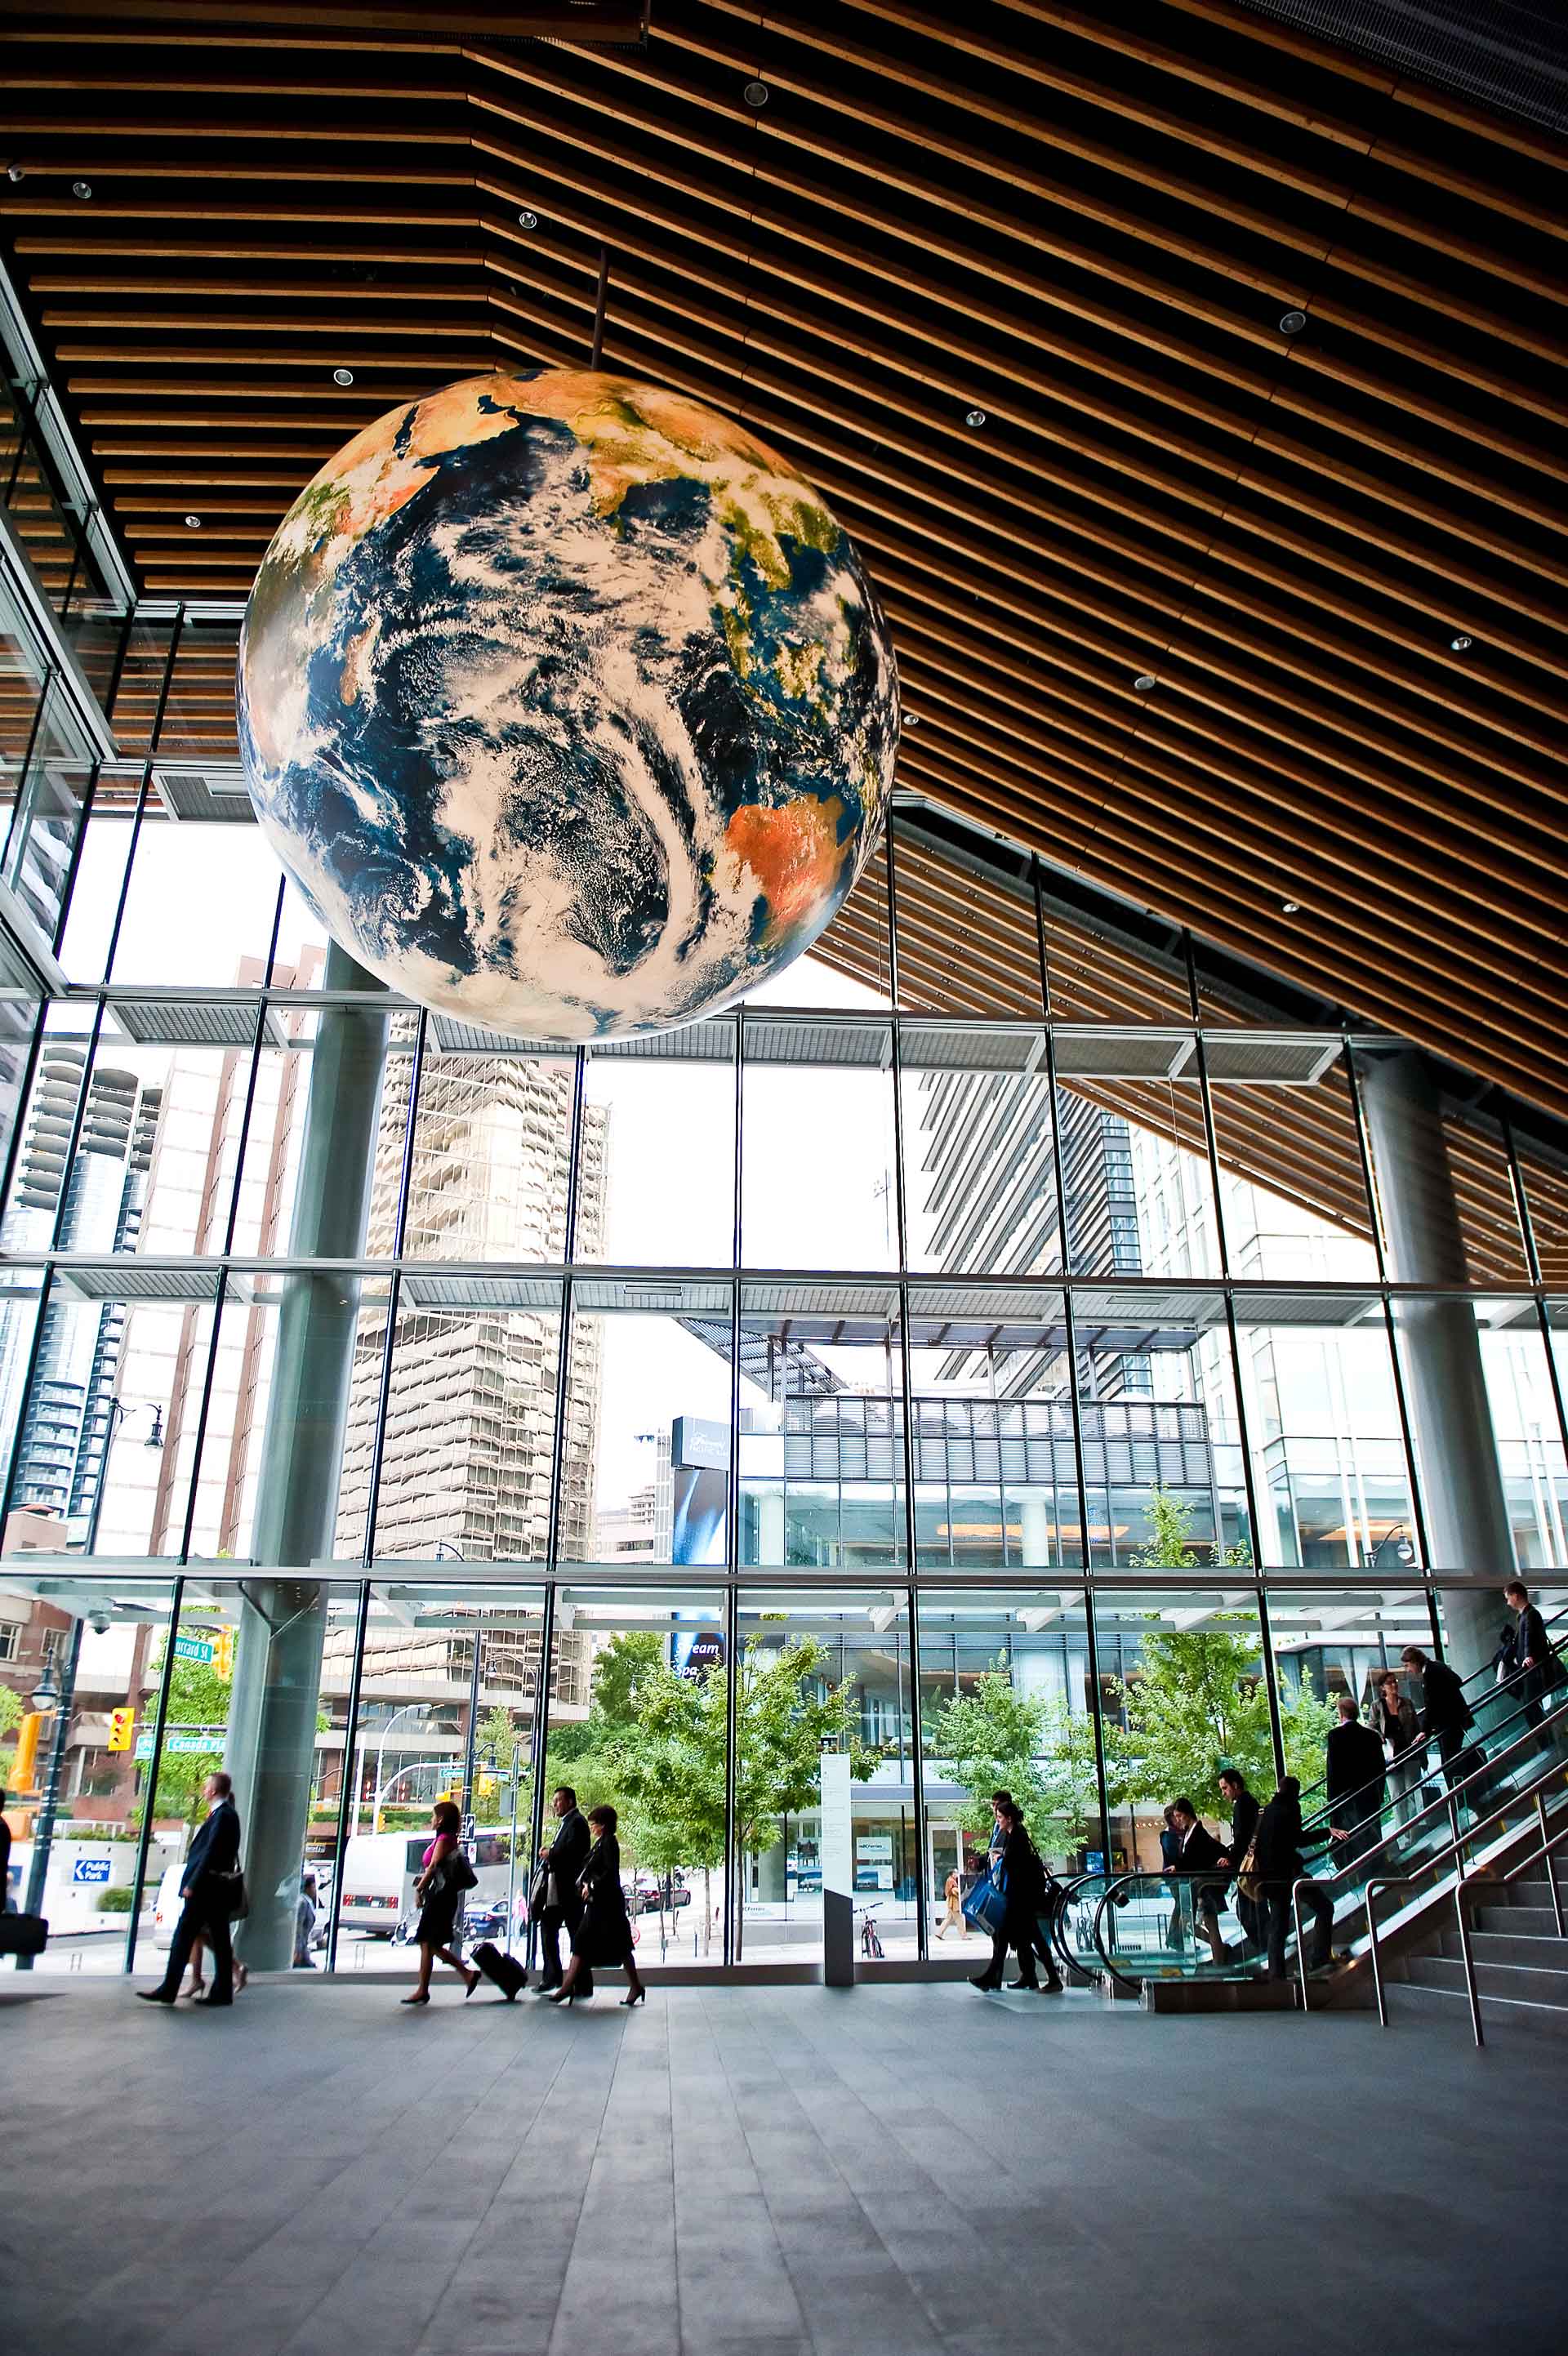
[928, 1665, 1099, 1858]
[0, 1683, 21, 1744]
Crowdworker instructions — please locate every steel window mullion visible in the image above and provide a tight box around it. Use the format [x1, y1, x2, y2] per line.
[122, 1571, 185, 1975]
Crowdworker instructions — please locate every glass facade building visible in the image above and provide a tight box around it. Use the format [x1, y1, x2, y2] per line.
[4, 386, 1568, 1980]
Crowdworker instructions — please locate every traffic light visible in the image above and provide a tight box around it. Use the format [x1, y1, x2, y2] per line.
[214, 1626, 234, 1679]
[478, 1773, 497, 1804]
[11, 1711, 43, 1793]
[107, 1707, 136, 1753]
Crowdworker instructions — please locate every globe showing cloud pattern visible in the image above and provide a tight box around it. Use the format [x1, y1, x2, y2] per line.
[237, 369, 898, 1040]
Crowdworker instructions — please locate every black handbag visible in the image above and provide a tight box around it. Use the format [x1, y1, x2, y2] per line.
[209, 1868, 249, 1922]
[0, 1911, 47, 1957]
[528, 1860, 550, 1916]
[450, 1851, 478, 1893]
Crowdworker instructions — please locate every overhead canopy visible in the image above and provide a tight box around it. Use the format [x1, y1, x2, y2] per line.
[3, 0, 1568, 1121]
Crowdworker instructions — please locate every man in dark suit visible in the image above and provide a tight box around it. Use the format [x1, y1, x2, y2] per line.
[138, 1770, 241, 2007]
[533, 1784, 590, 1994]
[1218, 1768, 1263, 1951]
[1401, 1646, 1481, 1797]
[1325, 1695, 1388, 1867]
[1166, 1797, 1230, 1967]
[1505, 1581, 1559, 1731]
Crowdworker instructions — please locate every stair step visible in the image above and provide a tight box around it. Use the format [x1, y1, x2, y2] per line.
[1387, 1980, 1568, 2038]
[1440, 1929, 1568, 1969]
[1405, 1953, 1568, 2005]
[1474, 1904, 1565, 1937]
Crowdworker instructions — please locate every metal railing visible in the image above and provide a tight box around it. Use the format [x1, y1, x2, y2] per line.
[1365, 1782, 1568, 2047]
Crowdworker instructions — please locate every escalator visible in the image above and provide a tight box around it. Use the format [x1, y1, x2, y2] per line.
[1091, 1619, 1568, 1997]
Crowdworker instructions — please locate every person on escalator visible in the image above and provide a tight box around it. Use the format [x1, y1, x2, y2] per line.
[1252, 1775, 1334, 1984]
[1370, 1671, 1425, 1828]
[1217, 1769, 1263, 1952]
[1401, 1646, 1483, 1797]
[1325, 1695, 1388, 1868]
[1504, 1582, 1563, 1736]
[1165, 1798, 1229, 1969]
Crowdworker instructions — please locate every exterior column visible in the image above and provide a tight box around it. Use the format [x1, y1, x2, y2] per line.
[1358, 1048, 1514, 1676]
[1018, 1493, 1053, 1568]
[226, 943, 389, 1968]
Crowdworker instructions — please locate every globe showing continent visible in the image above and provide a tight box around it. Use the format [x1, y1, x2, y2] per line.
[237, 368, 898, 1039]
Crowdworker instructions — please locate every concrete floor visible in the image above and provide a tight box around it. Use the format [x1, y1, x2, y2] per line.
[2, 1978, 1562, 2356]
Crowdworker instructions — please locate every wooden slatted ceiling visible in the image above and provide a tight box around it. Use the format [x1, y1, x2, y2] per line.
[3, 0, 1568, 1127]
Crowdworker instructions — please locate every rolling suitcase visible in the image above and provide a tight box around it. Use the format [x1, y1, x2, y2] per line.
[470, 1940, 528, 2001]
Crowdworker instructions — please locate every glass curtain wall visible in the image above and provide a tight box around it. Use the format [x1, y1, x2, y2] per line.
[4, 607, 1568, 1975]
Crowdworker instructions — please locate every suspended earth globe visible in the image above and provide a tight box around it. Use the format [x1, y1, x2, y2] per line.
[237, 368, 898, 1039]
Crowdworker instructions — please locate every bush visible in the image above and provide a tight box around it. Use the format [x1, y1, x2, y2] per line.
[96, 1886, 135, 1913]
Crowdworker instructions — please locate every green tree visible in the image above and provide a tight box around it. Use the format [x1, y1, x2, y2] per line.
[927, 1664, 1099, 1864]
[599, 1634, 875, 1957]
[0, 1683, 20, 1746]
[140, 1646, 232, 1828]
[1104, 1487, 1338, 1821]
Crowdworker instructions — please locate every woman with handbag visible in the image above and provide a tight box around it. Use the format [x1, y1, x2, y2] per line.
[401, 1800, 481, 2005]
[970, 1802, 1060, 1993]
[547, 1804, 646, 2008]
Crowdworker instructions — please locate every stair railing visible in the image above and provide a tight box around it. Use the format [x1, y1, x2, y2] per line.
[1363, 1780, 1568, 2047]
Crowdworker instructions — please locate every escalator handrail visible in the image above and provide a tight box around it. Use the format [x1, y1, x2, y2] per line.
[1089, 1685, 1568, 1988]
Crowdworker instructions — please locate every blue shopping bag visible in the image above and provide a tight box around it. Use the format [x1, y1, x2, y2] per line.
[960, 1865, 1007, 1939]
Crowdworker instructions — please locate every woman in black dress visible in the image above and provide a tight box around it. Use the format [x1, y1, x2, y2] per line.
[547, 1804, 646, 2008]
[401, 1800, 480, 2005]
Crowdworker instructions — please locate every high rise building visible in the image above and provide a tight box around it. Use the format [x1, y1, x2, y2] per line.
[0, 1045, 162, 1527]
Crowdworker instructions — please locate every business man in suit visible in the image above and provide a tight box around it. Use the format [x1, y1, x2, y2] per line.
[138, 1770, 242, 2007]
[1505, 1581, 1558, 1732]
[534, 1784, 591, 1994]
[1325, 1695, 1388, 1867]
[1401, 1646, 1481, 1799]
[1166, 1798, 1230, 1967]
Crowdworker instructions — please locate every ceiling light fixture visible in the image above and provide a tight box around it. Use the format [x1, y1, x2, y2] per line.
[1281, 900, 1301, 915]
[743, 79, 769, 107]
[72, 180, 92, 200]
[1279, 309, 1307, 335]
[184, 514, 202, 529]
[1134, 674, 1156, 692]
[6, 163, 23, 185]
[965, 407, 986, 428]
[904, 712, 920, 728]
[1450, 633, 1473, 652]
[517, 209, 538, 230]
[332, 366, 354, 386]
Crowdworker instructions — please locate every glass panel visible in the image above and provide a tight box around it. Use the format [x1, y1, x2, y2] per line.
[890, 814, 1044, 1018]
[1, 1004, 96, 1245]
[1054, 1031, 1218, 1277]
[566, 1283, 733, 1570]
[739, 1282, 904, 1572]
[1206, 1051, 1378, 1283]
[898, 1022, 1057, 1273]
[917, 1587, 1098, 1887]
[154, 613, 243, 765]
[904, 1283, 1073, 1573]
[540, 1580, 729, 1969]
[332, 1578, 546, 1975]
[0, 1574, 179, 1974]
[582, 1018, 736, 1267]
[737, 1584, 907, 1966]
[1354, 1049, 1530, 1287]
[106, 822, 294, 988]
[1071, 1283, 1251, 1567]
[0, 675, 96, 954]
[1477, 1303, 1568, 1570]
[741, 1013, 897, 1269]
[1041, 909, 1193, 1027]
[354, 1285, 565, 1565]
[1227, 1289, 1416, 1570]
[398, 1034, 574, 1263]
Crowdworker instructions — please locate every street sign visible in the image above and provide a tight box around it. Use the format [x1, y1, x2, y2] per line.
[71, 1857, 111, 1884]
[173, 1633, 216, 1664]
[133, 1725, 225, 1760]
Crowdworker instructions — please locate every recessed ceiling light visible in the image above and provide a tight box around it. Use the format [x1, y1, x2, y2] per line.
[1281, 900, 1301, 915]
[1134, 674, 1156, 692]
[184, 514, 202, 529]
[965, 407, 986, 429]
[6, 163, 24, 185]
[1279, 309, 1307, 335]
[905, 712, 920, 728]
[332, 367, 354, 386]
[1450, 633, 1473, 652]
[72, 180, 91, 200]
[743, 79, 769, 108]
[517, 209, 538, 230]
